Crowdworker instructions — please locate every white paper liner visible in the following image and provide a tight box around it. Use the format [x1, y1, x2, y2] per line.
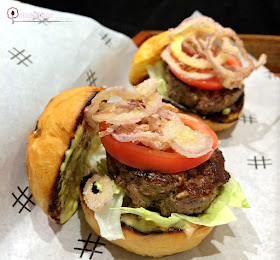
[1, 2, 280, 259]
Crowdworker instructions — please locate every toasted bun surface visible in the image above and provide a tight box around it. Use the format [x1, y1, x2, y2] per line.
[129, 31, 170, 85]
[26, 86, 102, 223]
[80, 193, 213, 258]
[184, 111, 241, 132]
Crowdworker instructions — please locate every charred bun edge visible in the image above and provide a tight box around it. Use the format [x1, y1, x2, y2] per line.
[26, 87, 102, 224]
[48, 90, 98, 223]
[80, 175, 213, 258]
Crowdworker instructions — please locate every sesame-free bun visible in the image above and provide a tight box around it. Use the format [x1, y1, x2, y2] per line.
[129, 31, 171, 86]
[183, 110, 242, 132]
[26, 86, 102, 223]
[80, 191, 213, 258]
[164, 95, 244, 132]
[196, 107, 243, 132]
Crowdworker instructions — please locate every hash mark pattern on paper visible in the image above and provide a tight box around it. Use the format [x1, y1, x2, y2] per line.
[32, 11, 50, 25]
[12, 186, 35, 213]
[8, 47, 32, 66]
[74, 233, 106, 259]
[86, 69, 98, 86]
[239, 114, 257, 124]
[100, 31, 112, 47]
[265, 70, 278, 80]
[247, 156, 272, 169]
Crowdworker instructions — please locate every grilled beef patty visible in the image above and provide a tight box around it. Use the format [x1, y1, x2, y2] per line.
[107, 149, 230, 216]
[165, 67, 244, 114]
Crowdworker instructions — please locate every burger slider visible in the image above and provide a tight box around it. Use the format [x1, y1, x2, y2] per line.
[26, 79, 249, 257]
[129, 16, 267, 131]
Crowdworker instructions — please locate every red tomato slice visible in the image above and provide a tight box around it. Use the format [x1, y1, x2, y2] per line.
[226, 55, 242, 67]
[100, 114, 218, 174]
[170, 69, 224, 90]
[170, 55, 242, 90]
[177, 113, 218, 149]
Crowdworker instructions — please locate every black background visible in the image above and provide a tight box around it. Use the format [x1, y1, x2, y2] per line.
[22, 0, 279, 37]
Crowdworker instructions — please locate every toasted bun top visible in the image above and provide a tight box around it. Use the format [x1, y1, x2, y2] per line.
[26, 86, 102, 223]
[129, 31, 170, 85]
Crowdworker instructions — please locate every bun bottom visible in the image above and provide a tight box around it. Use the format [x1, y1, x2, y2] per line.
[164, 94, 244, 132]
[182, 110, 242, 132]
[80, 194, 213, 258]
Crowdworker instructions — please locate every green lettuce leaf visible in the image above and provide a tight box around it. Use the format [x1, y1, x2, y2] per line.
[120, 177, 249, 228]
[147, 61, 168, 98]
[220, 177, 250, 208]
[120, 207, 186, 229]
[94, 185, 125, 240]
[92, 176, 249, 240]
[86, 133, 107, 174]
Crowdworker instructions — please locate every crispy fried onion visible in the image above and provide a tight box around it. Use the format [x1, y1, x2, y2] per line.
[85, 80, 213, 158]
[165, 16, 267, 89]
[107, 108, 212, 158]
[85, 78, 162, 128]
[170, 34, 228, 70]
[83, 174, 113, 212]
[204, 28, 267, 89]
[168, 16, 227, 70]
[169, 16, 222, 40]
[162, 121, 212, 158]
[161, 46, 215, 79]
